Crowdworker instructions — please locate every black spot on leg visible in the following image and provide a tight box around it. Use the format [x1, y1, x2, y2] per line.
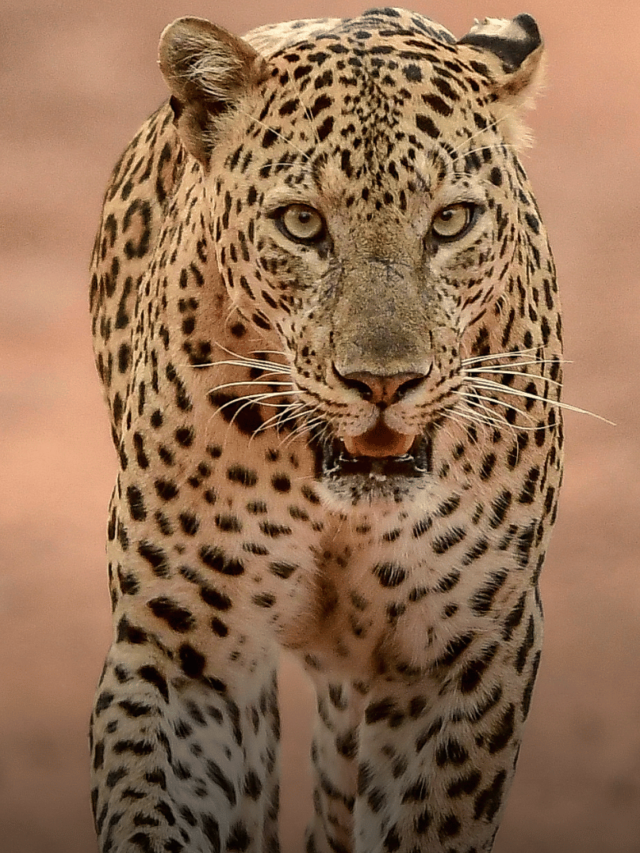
[401, 778, 428, 803]
[502, 592, 526, 640]
[138, 541, 170, 578]
[367, 787, 385, 813]
[155, 478, 179, 501]
[459, 643, 499, 693]
[365, 698, 397, 724]
[516, 522, 537, 567]
[435, 739, 469, 767]
[128, 831, 159, 850]
[95, 691, 115, 714]
[447, 770, 482, 798]
[132, 433, 149, 469]
[93, 741, 105, 770]
[372, 562, 406, 588]
[138, 666, 169, 702]
[227, 821, 250, 851]
[438, 814, 461, 840]
[179, 512, 199, 536]
[432, 526, 466, 554]
[335, 728, 358, 760]
[127, 486, 146, 521]
[119, 699, 155, 718]
[199, 546, 244, 576]
[415, 806, 432, 834]
[489, 491, 512, 528]
[522, 650, 541, 719]
[487, 704, 516, 753]
[118, 567, 139, 596]
[198, 582, 232, 611]
[148, 597, 195, 633]
[243, 771, 263, 800]
[206, 761, 237, 807]
[269, 561, 297, 579]
[179, 644, 206, 679]
[432, 632, 474, 668]
[474, 769, 507, 821]
[383, 825, 401, 851]
[470, 570, 508, 615]
[515, 615, 536, 673]
[202, 815, 220, 851]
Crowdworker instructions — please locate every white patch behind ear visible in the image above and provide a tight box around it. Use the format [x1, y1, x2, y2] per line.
[459, 14, 547, 151]
[494, 44, 547, 151]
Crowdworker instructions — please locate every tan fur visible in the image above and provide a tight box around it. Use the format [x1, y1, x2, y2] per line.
[89, 10, 562, 853]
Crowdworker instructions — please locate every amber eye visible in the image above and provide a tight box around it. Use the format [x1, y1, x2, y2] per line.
[278, 204, 325, 243]
[431, 203, 476, 240]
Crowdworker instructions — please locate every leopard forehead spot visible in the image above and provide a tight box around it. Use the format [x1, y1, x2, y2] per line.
[90, 8, 563, 853]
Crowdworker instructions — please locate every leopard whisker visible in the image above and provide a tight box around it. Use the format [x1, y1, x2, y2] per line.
[195, 358, 292, 376]
[212, 391, 301, 424]
[252, 401, 308, 437]
[451, 394, 513, 430]
[468, 377, 615, 424]
[289, 408, 326, 436]
[442, 405, 500, 433]
[467, 359, 560, 370]
[461, 347, 543, 366]
[457, 389, 538, 431]
[248, 349, 289, 358]
[277, 403, 326, 438]
[274, 401, 328, 447]
[206, 379, 296, 394]
[210, 341, 291, 371]
[464, 367, 563, 388]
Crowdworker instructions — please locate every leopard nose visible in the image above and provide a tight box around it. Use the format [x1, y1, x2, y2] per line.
[334, 368, 427, 406]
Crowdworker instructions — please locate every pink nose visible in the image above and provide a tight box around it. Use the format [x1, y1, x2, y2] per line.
[337, 370, 426, 406]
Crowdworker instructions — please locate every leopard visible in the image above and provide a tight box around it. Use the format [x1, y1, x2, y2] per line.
[88, 7, 564, 853]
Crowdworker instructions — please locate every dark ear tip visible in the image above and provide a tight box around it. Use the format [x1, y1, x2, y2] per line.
[513, 14, 542, 49]
[458, 14, 543, 71]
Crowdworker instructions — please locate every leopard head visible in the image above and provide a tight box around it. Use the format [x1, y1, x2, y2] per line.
[159, 9, 552, 505]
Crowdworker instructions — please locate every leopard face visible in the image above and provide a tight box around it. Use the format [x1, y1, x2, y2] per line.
[159, 9, 556, 508]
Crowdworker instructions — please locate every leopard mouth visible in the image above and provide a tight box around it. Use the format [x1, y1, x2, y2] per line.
[323, 435, 431, 479]
[317, 421, 432, 482]
[305, 413, 436, 503]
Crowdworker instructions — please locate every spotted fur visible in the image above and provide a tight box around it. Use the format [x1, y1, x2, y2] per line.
[89, 8, 563, 852]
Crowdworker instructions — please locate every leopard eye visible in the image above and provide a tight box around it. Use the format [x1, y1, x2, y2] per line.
[431, 203, 476, 241]
[278, 204, 325, 243]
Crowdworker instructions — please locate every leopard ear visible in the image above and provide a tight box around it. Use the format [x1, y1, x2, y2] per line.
[159, 17, 271, 165]
[458, 14, 546, 150]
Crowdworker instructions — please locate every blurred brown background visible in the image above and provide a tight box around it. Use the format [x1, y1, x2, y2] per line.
[1, 1, 639, 851]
